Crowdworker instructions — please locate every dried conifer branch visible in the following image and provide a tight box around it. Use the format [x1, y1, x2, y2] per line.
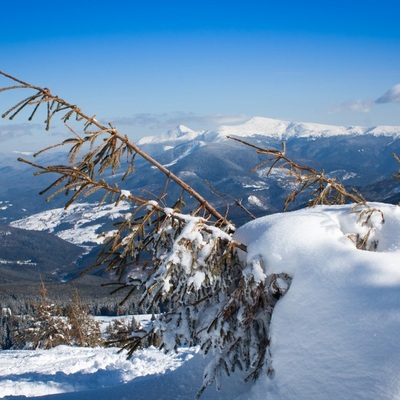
[0, 70, 227, 226]
[227, 136, 365, 209]
[204, 178, 256, 220]
[393, 153, 400, 181]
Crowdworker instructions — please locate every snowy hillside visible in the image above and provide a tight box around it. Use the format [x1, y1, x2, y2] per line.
[2, 202, 400, 400]
[10, 202, 131, 247]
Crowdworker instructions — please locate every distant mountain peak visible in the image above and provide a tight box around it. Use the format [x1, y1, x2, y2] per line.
[167, 124, 197, 138]
[138, 124, 203, 145]
[217, 117, 290, 139]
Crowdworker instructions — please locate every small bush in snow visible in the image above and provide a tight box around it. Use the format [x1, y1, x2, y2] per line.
[16, 283, 103, 349]
[15, 281, 71, 349]
[65, 289, 103, 347]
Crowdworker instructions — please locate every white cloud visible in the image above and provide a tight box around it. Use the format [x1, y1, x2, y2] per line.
[328, 100, 372, 115]
[327, 84, 400, 119]
[375, 84, 400, 104]
[346, 100, 373, 113]
[0, 123, 39, 142]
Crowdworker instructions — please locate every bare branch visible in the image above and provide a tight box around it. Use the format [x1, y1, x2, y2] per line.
[0, 70, 228, 225]
[227, 135, 365, 209]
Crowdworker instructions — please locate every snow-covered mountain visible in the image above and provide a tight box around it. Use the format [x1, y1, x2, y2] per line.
[138, 124, 203, 144]
[138, 116, 400, 144]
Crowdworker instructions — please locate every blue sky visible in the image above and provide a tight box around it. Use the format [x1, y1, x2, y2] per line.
[1, 0, 400, 150]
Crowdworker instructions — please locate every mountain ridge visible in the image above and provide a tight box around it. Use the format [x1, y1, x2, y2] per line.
[138, 116, 400, 145]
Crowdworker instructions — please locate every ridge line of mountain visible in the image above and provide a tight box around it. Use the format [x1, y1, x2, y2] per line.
[137, 116, 400, 145]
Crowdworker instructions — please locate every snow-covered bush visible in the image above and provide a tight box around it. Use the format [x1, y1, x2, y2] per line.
[106, 315, 161, 349]
[65, 289, 103, 347]
[108, 208, 292, 392]
[16, 282, 72, 349]
[16, 283, 103, 349]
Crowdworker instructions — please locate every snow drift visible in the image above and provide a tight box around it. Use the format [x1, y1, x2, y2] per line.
[233, 202, 400, 400]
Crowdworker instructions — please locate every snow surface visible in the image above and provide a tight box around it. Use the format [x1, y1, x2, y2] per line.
[2, 202, 400, 399]
[233, 203, 400, 400]
[0, 346, 197, 399]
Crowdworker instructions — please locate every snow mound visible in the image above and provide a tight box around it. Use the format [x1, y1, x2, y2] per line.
[234, 203, 400, 400]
